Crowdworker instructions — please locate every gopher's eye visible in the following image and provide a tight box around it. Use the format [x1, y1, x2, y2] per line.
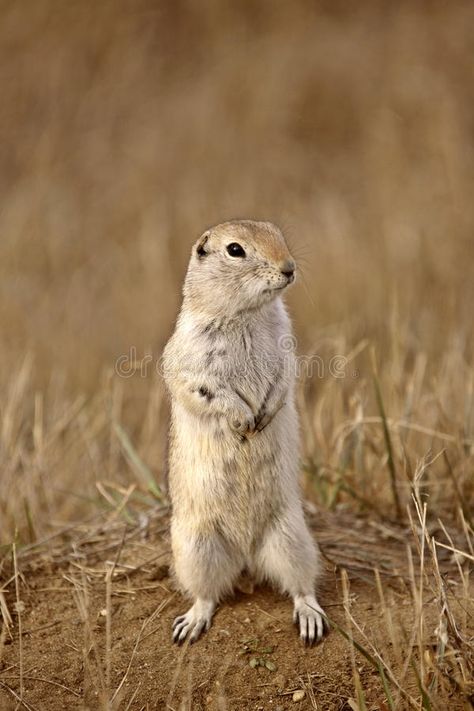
[226, 242, 246, 258]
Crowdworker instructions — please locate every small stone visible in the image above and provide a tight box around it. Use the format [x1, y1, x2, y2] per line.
[292, 690, 305, 702]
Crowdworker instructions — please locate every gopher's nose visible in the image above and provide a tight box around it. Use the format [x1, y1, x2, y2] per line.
[280, 260, 296, 281]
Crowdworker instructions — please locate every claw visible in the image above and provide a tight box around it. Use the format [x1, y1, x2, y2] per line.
[172, 615, 185, 630]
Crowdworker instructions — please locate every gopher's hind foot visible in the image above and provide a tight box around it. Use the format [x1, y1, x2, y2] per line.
[172, 598, 215, 644]
[293, 594, 327, 646]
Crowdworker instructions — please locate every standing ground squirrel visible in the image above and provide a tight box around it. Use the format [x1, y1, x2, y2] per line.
[163, 219, 326, 645]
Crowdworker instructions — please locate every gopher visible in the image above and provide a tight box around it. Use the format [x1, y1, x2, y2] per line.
[163, 220, 325, 645]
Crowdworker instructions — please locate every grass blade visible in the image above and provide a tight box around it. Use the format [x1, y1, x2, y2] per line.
[371, 355, 403, 520]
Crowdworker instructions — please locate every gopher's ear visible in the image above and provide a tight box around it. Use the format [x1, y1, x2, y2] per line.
[195, 232, 210, 258]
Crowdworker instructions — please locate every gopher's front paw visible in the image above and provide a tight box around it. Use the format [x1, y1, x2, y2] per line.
[254, 399, 285, 433]
[293, 594, 327, 646]
[228, 408, 255, 437]
[255, 408, 272, 432]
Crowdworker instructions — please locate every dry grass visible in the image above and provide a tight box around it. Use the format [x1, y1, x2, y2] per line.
[0, 0, 473, 708]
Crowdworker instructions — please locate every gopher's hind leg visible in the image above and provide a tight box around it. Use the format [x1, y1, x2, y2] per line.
[254, 511, 327, 645]
[172, 527, 243, 644]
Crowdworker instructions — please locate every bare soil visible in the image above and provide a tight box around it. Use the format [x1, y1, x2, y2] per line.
[1, 510, 470, 710]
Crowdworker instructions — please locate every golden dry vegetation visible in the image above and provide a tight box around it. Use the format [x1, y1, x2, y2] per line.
[0, 1, 473, 709]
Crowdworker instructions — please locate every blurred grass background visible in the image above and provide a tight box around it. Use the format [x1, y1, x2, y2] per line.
[0, 0, 473, 541]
